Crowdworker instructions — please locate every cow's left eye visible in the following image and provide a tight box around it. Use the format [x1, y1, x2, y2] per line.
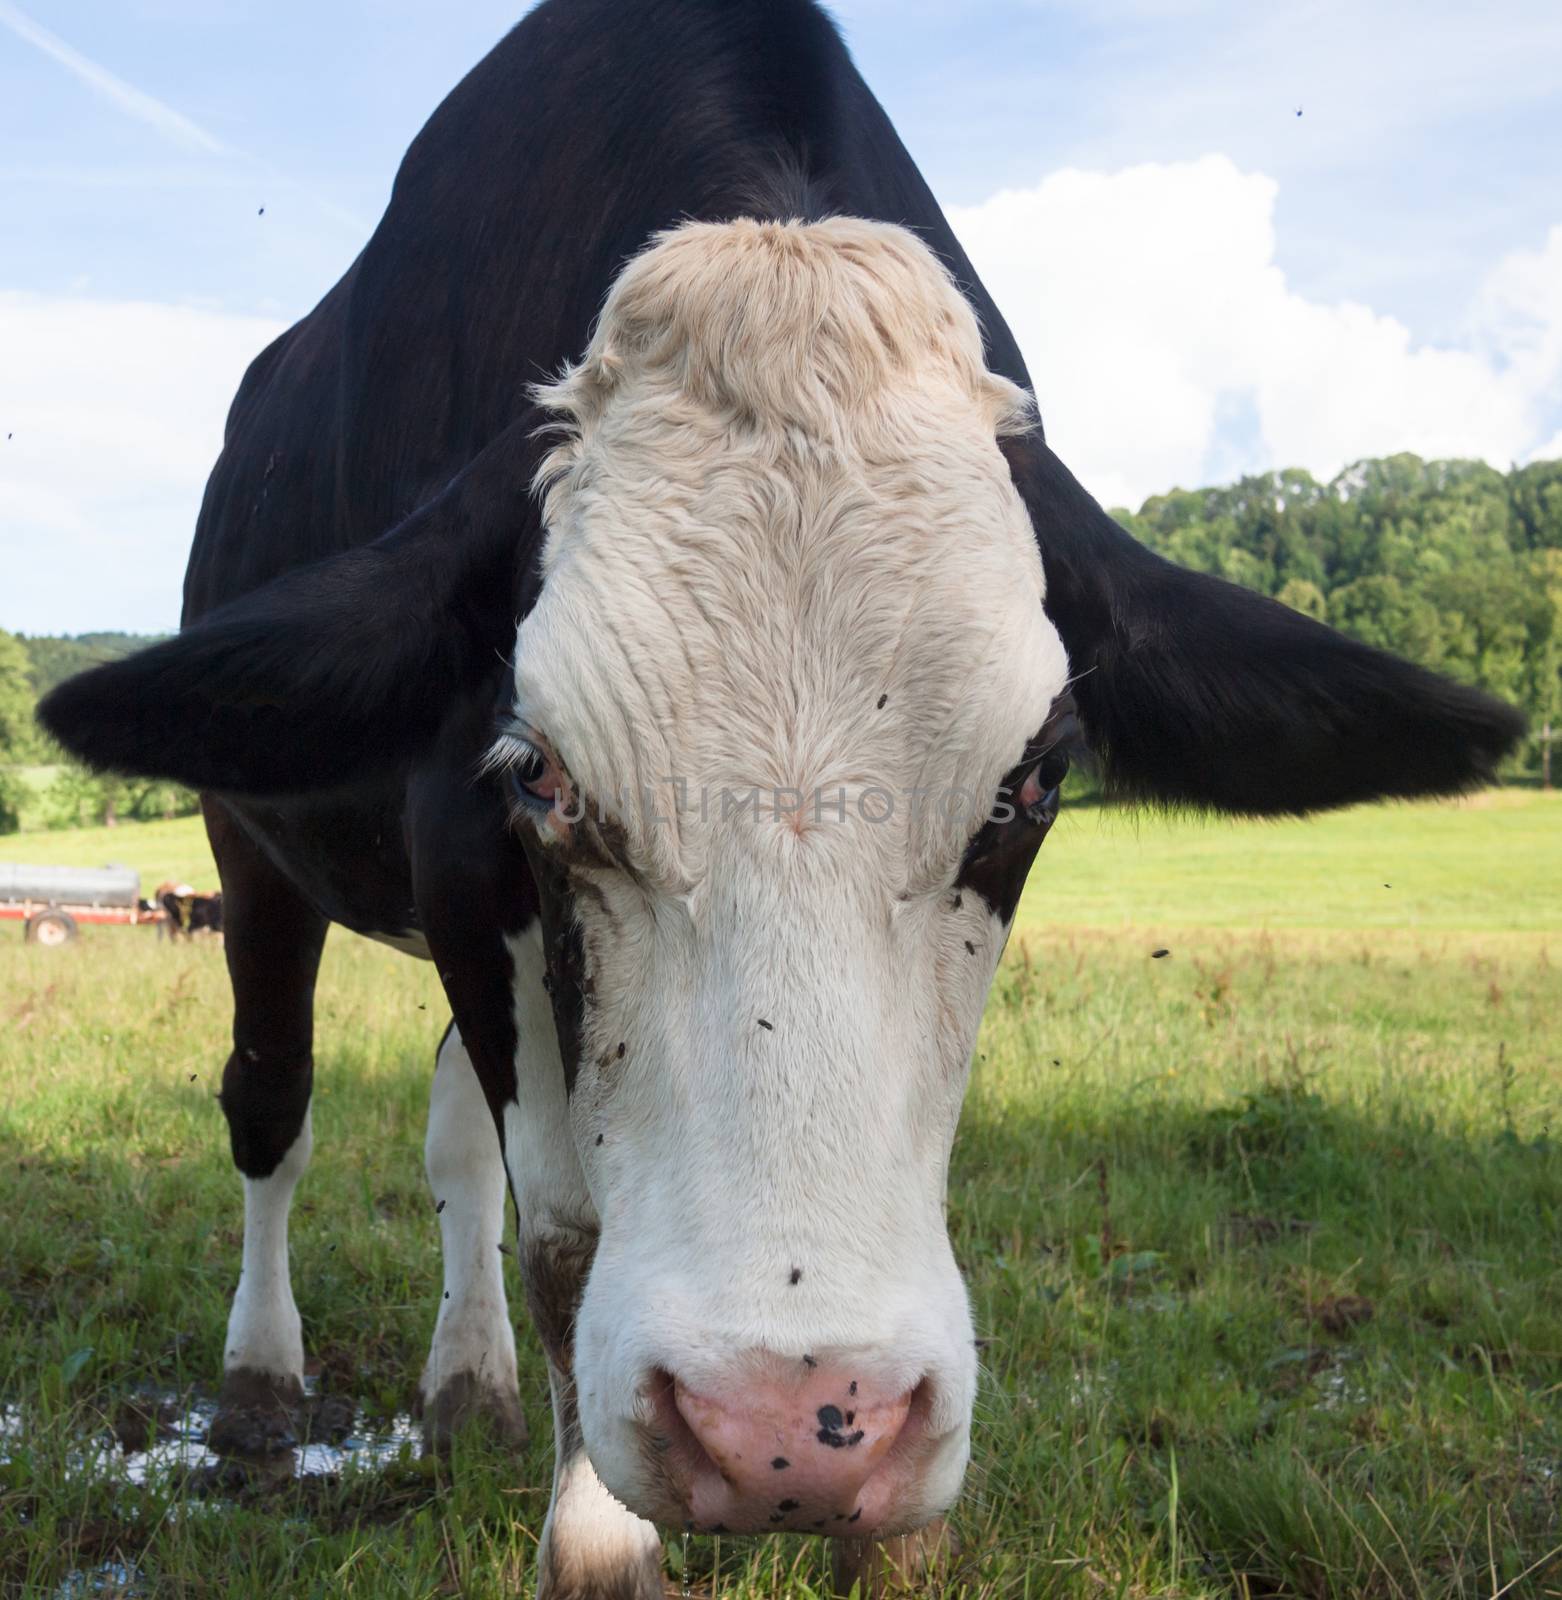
[1010, 699, 1081, 824]
[1015, 745, 1069, 822]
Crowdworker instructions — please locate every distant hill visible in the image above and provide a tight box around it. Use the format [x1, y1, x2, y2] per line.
[18, 632, 167, 697]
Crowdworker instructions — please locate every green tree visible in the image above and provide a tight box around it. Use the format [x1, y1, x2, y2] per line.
[1117, 449, 1562, 777]
[0, 630, 35, 759]
[0, 772, 20, 833]
[1520, 549, 1562, 775]
[0, 631, 37, 833]
[1328, 574, 1446, 667]
[40, 765, 200, 831]
[1509, 459, 1562, 553]
[1276, 578, 1328, 622]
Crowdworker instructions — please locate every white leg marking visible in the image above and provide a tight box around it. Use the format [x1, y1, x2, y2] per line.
[224, 1112, 310, 1385]
[538, 1370, 663, 1600]
[419, 1025, 523, 1437]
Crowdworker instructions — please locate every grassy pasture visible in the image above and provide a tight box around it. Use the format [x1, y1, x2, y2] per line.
[0, 793, 1558, 1597]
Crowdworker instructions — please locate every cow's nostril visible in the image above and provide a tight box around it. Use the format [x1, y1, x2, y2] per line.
[645, 1368, 722, 1484]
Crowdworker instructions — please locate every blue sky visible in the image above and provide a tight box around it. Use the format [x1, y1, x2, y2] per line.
[2, 0, 1560, 632]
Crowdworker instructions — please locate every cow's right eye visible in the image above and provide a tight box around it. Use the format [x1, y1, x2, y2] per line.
[1013, 747, 1069, 823]
[510, 742, 548, 791]
[489, 726, 567, 818]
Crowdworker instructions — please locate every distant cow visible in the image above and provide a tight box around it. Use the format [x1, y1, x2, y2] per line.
[156, 881, 223, 940]
[41, 1, 1522, 1594]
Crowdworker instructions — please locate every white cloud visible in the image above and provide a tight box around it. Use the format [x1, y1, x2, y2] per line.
[1476, 225, 1562, 402]
[0, 293, 283, 632]
[950, 156, 1562, 510]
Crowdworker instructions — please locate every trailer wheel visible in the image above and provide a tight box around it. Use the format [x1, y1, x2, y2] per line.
[25, 908, 78, 947]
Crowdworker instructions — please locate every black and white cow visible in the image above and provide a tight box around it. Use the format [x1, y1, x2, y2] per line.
[41, 1, 1521, 1593]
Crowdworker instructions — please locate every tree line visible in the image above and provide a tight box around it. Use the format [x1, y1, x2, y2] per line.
[1, 450, 1558, 832]
[1113, 452, 1560, 780]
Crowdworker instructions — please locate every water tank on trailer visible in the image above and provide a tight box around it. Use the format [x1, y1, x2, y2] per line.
[0, 863, 142, 908]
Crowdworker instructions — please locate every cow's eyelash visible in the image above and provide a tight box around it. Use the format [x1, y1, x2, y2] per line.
[482, 726, 543, 776]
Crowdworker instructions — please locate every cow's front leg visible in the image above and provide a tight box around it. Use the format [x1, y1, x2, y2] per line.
[502, 927, 663, 1600]
[417, 1022, 528, 1451]
[205, 798, 328, 1458]
[525, 1232, 664, 1600]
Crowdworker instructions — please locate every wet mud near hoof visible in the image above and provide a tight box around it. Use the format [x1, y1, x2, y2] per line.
[207, 1366, 305, 1457]
[134, 1390, 419, 1490]
[169, 1441, 441, 1517]
[207, 1387, 360, 1460]
[105, 1397, 179, 1456]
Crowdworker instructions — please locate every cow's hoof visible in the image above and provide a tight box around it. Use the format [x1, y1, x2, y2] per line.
[415, 1369, 530, 1454]
[831, 1518, 959, 1597]
[209, 1367, 304, 1458]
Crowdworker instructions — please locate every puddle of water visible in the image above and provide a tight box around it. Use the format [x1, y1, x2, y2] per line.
[1311, 1357, 1369, 1411]
[1, 1390, 423, 1490]
[57, 1561, 141, 1599]
[128, 1399, 422, 1489]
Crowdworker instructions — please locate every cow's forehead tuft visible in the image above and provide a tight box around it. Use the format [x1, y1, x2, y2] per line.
[530, 215, 1032, 503]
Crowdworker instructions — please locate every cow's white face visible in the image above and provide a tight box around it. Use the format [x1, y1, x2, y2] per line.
[494, 218, 1070, 1535]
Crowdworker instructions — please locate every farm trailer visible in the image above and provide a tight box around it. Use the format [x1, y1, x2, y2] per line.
[0, 863, 164, 945]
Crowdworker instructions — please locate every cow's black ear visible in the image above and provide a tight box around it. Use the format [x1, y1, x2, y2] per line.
[1002, 434, 1525, 816]
[39, 413, 547, 797]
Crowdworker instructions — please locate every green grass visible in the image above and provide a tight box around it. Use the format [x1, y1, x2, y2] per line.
[1, 793, 1559, 1597]
[1024, 788, 1562, 933]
